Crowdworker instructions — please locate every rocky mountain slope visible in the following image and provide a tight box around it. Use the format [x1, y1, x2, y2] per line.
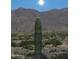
[11, 8, 68, 33]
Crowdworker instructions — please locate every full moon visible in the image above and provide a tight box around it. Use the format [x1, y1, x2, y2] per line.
[38, 0, 45, 6]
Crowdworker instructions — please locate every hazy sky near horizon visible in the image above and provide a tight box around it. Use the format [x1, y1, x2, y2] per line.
[12, 0, 68, 11]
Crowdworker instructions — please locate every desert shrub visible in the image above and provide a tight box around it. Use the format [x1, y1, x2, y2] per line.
[11, 41, 17, 47]
[11, 57, 17, 59]
[57, 53, 68, 59]
[57, 32, 68, 40]
[50, 32, 56, 38]
[50, 53, 68, 59]
[43, 32, 51, 39]
[44, 36, 62, 47]
[25, 35, 32, 40]
[27, 52, 35, 57]
[11, 32, 18, 37]
[20, 40, 34, 49]
[49, 37, 62, 47]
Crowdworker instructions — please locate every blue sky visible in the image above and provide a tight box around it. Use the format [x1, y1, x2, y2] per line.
[11, 0, 68, 11]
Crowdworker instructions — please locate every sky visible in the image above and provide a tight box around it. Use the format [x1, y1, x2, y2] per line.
[11, 0, 68, 12]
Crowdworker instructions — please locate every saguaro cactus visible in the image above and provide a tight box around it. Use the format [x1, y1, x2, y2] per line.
[34, 17, 42, 59]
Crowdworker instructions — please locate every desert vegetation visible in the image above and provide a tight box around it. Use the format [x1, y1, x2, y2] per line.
[11, 17, 68, 59]
[11, 31, 68, 59]
[11, 32, 67, 47]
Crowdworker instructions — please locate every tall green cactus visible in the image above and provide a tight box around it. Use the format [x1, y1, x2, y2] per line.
[34, 17, 42, 59]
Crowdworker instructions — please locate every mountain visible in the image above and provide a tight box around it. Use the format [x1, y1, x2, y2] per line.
[11, 8, 68, 33]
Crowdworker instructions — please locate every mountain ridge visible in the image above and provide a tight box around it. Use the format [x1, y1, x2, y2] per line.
[11, 8, 68, 33]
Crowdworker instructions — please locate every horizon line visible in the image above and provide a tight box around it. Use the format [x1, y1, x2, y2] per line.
[11, 7, 68, 12]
